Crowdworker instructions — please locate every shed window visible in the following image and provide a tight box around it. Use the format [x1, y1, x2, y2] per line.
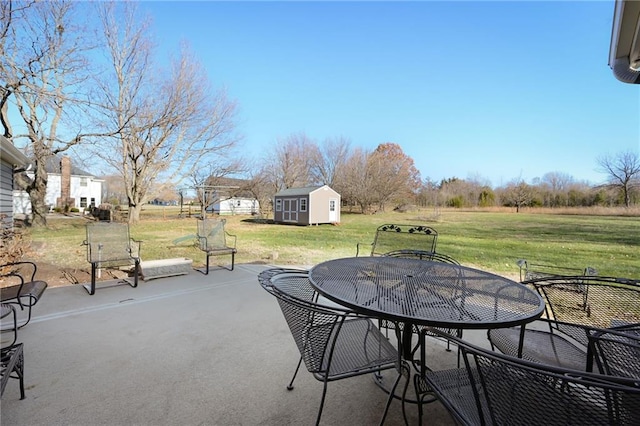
[275, 199, 282, 211]
[300, 198, 307, 212]
[236, 200, 241, 206]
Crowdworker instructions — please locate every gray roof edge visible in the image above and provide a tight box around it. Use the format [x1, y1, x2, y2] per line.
[0, 135, 29, 166]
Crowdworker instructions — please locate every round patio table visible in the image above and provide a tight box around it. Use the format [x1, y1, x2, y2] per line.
[309, 257, 545, 366]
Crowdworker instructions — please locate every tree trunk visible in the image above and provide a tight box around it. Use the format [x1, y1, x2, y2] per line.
[27, 160, 49, 226]
[128, 203, 142, 224]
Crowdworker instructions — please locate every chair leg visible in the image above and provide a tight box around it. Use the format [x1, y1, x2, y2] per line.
[287, 356, 303, 391]
[205, 254, 210, 275]
[16, 347, 24, 400]
[230, 252, 235, 271]
[315, 378, 330, 426]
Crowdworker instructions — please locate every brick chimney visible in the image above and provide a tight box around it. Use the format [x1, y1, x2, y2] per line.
[56, 156, 75, 211]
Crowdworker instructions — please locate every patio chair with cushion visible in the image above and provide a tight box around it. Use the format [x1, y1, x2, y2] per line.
[488, 275, 640, 372]
[356, 224, 438, 257]
[258, 268, 404, 426]
[0, 261, 47, 327]
[415, 329, 640, 426]
[196, 218, 237, 274]
[83, 222, 141, 295]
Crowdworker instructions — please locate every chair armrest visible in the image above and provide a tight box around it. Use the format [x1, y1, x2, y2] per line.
[129, 238, 142, 259]
[225, 232, 237, 249]
[0, 261, 37, 282]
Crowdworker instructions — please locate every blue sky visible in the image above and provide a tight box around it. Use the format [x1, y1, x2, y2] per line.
[142, 1, 639, 188]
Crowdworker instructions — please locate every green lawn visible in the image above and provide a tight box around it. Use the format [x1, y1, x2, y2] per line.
[25, 208, 640, 279]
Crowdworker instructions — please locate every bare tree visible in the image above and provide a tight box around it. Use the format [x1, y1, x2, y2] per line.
[340, 147, 379, 213]
[501, 179, 533, 212]
[597, 150, 640, 208]
[264, 132, 320, 192]
[93, 2, 239, 223]
[310, 136, 351, 187]
[1, 1, 100, 225]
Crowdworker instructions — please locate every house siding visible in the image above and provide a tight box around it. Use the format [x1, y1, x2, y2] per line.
[0, 161, 14, 229]
[15, 172, 103, 214]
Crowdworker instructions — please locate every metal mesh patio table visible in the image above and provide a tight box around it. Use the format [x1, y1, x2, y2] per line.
[309, 257, 545, 370]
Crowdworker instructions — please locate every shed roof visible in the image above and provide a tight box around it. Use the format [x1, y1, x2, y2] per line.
[274, 185, 330, 197]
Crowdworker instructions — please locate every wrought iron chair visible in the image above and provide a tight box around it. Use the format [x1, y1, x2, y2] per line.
[589, 324, 640, 379]
[415, 329, 640, 426]
[0, 261, 47, 327]
[515, 258, 597, 282]
[0, 342, 25, 400]
[1, 304, 18, 349]
[196, 218, 237, 274]
[258, 268, 403, 426]
[488, 275, 640, 372]
[83, 222, 141, 295]
[356, 224, 438, 257]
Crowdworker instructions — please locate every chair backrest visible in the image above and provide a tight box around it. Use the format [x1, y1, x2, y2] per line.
[590, 325, 640, 379]
[368, 224, 438, 257]
[84, 222, 138, 265]
[466, 344, 640, 425]
[516, 259, 596, 282]
[382, 249, 459, 265]
[526, 276, 640, 331]
[258, 268, 350, 374]
[428, 328, 640, 426]
[197, 218, 228, 251]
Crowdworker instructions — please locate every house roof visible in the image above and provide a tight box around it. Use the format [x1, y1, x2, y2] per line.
[274, 185, 338, 197]
[43, 155, 95, 177]
[0, 135, 29, 167]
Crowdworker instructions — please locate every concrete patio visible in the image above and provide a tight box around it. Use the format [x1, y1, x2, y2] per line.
[0, 263, 493, 425]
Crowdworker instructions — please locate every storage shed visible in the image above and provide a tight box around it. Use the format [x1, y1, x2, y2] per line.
[273, 185, 340, 225]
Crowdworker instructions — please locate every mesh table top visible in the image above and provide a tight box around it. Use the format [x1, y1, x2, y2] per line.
[310, 257, 545, 329]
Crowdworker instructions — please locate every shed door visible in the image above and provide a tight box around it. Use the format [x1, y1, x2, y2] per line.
[329, 198, 337, 222]
[283, 198, 298, 222]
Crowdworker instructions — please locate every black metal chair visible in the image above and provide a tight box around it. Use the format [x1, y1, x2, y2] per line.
[416, 329, 640, 426]
[488, 275, 640, 371]
[356, 224, 438, 257]
[589, 324, 640, 379]
[0, 342, 25, 400]
[258, 268, 403, 426]
[515, 259, 597, 282]
[83, 222, 141, 295]
[0, 261, 47, 327]
[196, 218, 237, 274]
[1, 304, 18, 349]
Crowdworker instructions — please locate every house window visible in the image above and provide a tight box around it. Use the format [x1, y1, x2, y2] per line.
[275, 199, 282, 211]
[80, 177, 88, 187]
[300, 198, 307, 212]
[236, 200, 241, 207]
[80, 197, 87, 208]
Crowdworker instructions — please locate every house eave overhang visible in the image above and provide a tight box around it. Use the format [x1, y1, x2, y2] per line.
[609, 0, 640, 83]
[0, 135, 29, 168]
